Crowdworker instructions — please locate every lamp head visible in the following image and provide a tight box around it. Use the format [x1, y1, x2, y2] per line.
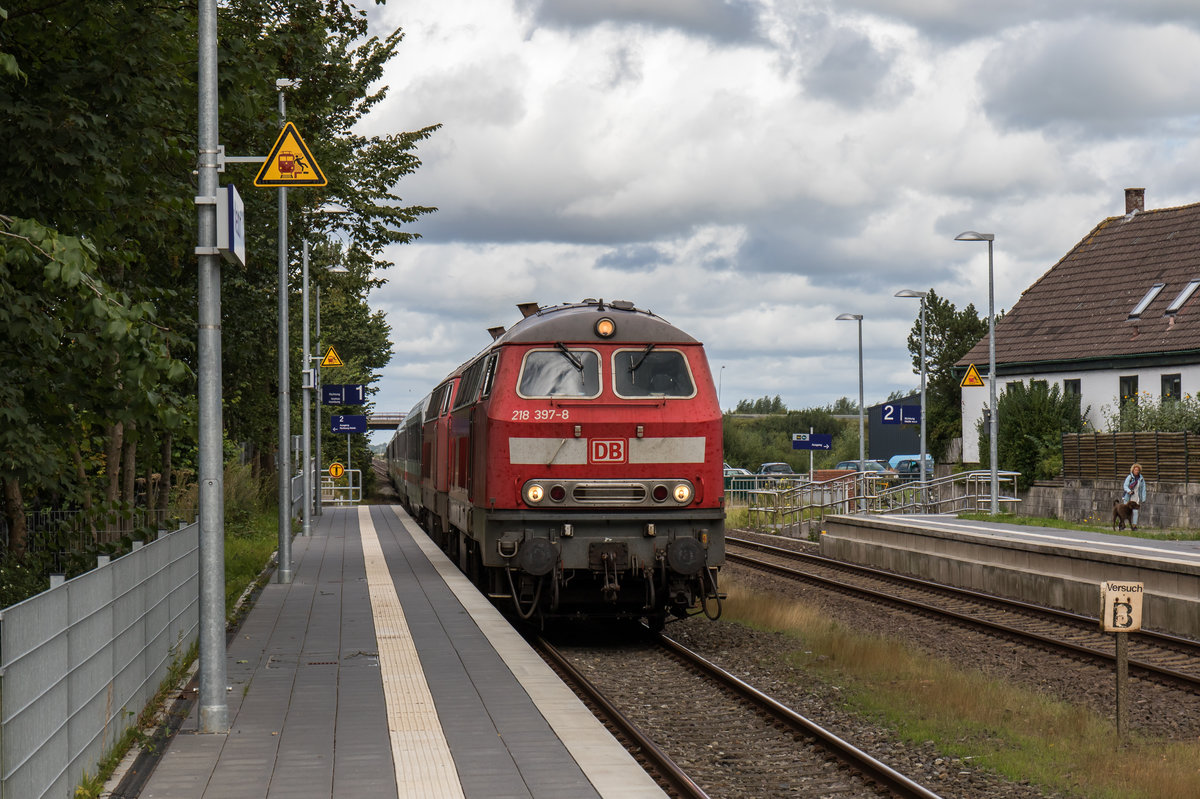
[954, 231, 994, 242]
[894, 289, 927, 299]
[835, 313, 863, 322]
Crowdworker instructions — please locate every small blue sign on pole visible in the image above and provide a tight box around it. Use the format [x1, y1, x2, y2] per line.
[331, 415, 366, 434]
[322, 384, 367, 406]
[792, 433, 833, 450]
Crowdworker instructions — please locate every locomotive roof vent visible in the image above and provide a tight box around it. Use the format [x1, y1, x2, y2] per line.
[517, 302, 541, 318]
[610, 300, 635, 310]
[487, 326, 506, 340]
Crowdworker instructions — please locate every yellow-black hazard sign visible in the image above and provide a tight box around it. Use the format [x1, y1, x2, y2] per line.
[321, 346, 344, 367]
[253, 122, 327, 187]
[960, 363, 985, 388]
[328, 462, 345, 480]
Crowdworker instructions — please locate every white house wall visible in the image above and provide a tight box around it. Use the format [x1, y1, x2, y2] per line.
[960, 363, 1200, 463]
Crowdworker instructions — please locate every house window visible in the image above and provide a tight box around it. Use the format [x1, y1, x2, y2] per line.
[1166, 280, 1200, 314]
[1063, 379, 1081, 397]
[1119, 375, 1138, 406]
[1128, 283, 1165, 318]
[1162, 373, 1182, 402]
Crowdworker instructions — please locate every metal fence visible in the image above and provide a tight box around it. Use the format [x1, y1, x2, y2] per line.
[0, 508, 196, 571]
[0, 522, 199, 799]
[746, 470, 1022, 537]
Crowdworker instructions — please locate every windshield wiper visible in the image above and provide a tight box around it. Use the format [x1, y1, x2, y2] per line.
[629, 343, 656, 372]
[555, 342, 584, 373]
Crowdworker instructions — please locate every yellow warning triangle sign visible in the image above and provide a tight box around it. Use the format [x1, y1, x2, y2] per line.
[321, 346, 344, 367]
[253, 122, 327, 187]
[960, 363, 985, 388]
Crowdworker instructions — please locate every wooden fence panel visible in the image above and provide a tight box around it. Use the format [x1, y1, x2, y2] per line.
[1061, 432, 1197, 482]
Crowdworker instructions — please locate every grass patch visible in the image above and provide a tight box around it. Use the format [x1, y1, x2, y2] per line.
[719, 579, 1200, 799]
[957, 512, 1200, 541]
[725, 505, 750, 529]
[225, 507, 284, 615]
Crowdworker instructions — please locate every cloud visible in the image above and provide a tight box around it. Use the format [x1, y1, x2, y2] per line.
[803, 27, 901, 108]
[980, 21, 1200, 137]
[360, 0, 1200, 423]
[523, 0, 764, 43]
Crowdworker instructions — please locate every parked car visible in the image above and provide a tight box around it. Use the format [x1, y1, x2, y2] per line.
[757, 462, 799, 487]
[834, 459, 899, 485]
[723, 464, 753, 478]
[890, 454, 934, 481]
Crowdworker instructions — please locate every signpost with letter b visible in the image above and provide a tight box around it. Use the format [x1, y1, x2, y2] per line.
[1100, 580, 1144, 743]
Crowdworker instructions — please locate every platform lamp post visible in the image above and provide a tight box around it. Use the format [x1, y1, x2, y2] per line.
[895, 290, 928, 510]
[300, 209, 348, 536]
[314, 262, 350, 517]
[955, 231, 998, 515]
[835, 313, 865, 511]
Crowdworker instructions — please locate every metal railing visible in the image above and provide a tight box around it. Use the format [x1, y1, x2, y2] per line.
[745, 470, 1021, 537]
[321, 468, 361, 506]
[0, 522, 199, 799]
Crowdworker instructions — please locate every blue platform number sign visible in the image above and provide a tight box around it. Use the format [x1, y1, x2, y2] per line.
[331, 415, 367, 434]
[322, 384, 366, 406]
[792, 433, 833, 450]
[882, 404, 921, 425]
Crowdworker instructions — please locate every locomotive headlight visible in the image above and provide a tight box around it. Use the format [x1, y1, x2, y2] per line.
[673, 483, 692, 503]
[594, 317, 616, 338]
[525, 484, 545, 504]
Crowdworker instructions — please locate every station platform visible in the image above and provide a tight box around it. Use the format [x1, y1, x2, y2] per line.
[821, 514, 1200, 640]
[137, 505, 664, 799]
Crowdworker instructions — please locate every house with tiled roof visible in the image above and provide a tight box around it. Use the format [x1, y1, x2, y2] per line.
[957, 188, 1200, 461]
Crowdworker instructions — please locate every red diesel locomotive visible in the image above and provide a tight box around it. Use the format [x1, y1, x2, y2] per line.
[387, 299, 724, 626]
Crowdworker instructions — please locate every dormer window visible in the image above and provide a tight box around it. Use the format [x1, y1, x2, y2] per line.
[1165, 279, 1200, 315]
[1129, 283, 1165, 318]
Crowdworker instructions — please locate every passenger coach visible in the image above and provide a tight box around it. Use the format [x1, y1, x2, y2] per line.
[389, 300, 724, 627]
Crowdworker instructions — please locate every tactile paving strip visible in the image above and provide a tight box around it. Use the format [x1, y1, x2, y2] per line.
[358, 506, 465, 798]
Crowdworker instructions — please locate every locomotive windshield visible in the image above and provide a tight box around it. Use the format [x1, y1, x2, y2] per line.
[613, 348, 696, 398]
[517, 348, 601, 397]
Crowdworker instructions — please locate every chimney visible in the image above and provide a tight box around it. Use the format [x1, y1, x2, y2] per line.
[1125, 187, 1145, 215]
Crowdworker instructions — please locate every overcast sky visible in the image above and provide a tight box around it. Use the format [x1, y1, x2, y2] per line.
[356, 0, 1200, 431]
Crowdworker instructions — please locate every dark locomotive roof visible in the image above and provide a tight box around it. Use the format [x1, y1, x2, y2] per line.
[492, 300, 700, 345]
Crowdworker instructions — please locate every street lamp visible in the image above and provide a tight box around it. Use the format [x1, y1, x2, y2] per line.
[895, 290, 928, 509]
[955, 231, 998, 514]
[718, 365, 725, 411]
[835, 313, 865, 511]
[300, 207, 348, 535]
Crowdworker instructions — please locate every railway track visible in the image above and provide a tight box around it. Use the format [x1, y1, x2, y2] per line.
[726, 535, 1200, 690]
[535, 631, 943, 799]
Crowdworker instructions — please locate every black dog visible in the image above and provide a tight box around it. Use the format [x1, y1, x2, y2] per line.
[1112, 499, 1140, 531]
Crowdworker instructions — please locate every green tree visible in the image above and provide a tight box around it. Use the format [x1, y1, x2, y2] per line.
[0, 216, 185, 555]
[904, 289, 989, 462]
[215, 0, 437, 472]
[978, 381, 1087, 489]
[733, 395, 786, 414]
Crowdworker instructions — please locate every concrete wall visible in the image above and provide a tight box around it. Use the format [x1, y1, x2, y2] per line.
[820, 515, 1200, 639]
[1020, 478, 1200, 529]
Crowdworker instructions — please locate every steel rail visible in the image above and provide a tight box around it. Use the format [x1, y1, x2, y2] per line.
[726, 538, 1200, 688]
[655, 634, 945, 799]
[534, 636, 711, 799]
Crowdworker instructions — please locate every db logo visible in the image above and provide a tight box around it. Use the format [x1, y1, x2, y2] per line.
[589, 439, 627, 463]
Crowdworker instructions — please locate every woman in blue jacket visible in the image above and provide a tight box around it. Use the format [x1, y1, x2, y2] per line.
[1122, 463, 1146, 529]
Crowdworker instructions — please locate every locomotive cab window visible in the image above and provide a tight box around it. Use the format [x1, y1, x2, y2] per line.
[613, 348, 696, 398]
[517, 347, 601, 398]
